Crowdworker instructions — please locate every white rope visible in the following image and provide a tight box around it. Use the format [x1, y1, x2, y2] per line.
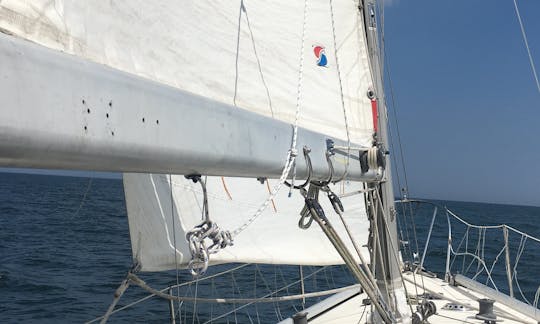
[232, 0, 309, 236]
[512, 235, 531, 304]
[534, 285, 540, 308]
[483, 244, 506, 289]
[512, 0, 540, 93]
[445, 208, 540, 306]
[448, 235, 499, 290]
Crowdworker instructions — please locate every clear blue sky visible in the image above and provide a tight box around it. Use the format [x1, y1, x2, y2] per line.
[384, 0, 540, 206]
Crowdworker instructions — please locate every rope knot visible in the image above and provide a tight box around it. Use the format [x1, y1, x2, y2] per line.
[186, 220, 234, 277]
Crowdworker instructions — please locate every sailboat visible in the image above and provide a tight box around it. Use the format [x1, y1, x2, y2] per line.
[1, 0, 539, 323]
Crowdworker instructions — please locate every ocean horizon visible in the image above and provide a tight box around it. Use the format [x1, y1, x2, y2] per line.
[1, 172, 539, 323]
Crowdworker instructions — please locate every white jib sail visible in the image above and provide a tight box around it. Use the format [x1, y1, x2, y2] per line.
[125, 174, 371, 271]
[1, 0, 377, 271]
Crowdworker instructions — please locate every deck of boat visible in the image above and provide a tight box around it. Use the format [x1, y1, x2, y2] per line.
[280, 271, 538, 323]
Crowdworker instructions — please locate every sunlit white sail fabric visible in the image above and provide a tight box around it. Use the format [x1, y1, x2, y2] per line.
[124, 174, 371, 271]
[0, 1, 376, 271]
[0, 0, 374, 143]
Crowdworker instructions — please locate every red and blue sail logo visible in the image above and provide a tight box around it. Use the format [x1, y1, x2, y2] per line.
[313, 45, 327, 67]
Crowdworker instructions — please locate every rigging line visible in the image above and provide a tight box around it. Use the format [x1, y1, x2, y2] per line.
[357, 304, 368, 324]
[274, 268, 284, 321]
[242, 0, 274, 117]
[448, 227, 470, 272]
[383, 55, 415, 267]
[334, 199, 377, 292]
[321, 267, 333, 300]
[231, 270, 256, 324]
[367, 190, 395, 308]
[299, 266, 306, 309]
[534, 286, 540, 308]
[277, 266, 298, 313]
[127, 284, 360, 305]
[169, 174, 182, 314]
[254, 264, 280, 319]
[393, 180, 414, 265]
[69, 177, 92, 220]
[199, 268, 337, 324]
[231, 0, 308, 236]
[462, 227, 470, 274]
[233, 1, 242, 107]
[463, 229, 482, 275]
[171, 264, 251, 289]
[253, 267, 261, 324]
[486, 245, 507, 286]
[446, 208, 540, 242]
[378, 0, 386, 76]
[229, 271, 240, 323]
[192, 278, 199, 324]
[329, 0, 351, 181]
[383, 45, 421, 259]
[372, 189, 415, 315]
[512, 236, 532, 305]
[512, 0, 540, 93]
[448, 247, 499, 289]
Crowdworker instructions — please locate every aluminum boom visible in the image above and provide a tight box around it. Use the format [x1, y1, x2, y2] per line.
[0, 33, 379, 181]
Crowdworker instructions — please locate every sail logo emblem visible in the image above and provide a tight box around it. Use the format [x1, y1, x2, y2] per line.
[313, 45, 327, 67]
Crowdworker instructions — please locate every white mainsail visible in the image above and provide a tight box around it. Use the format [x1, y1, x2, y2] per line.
[0, 0, 374, 144]
[0, 1, 377, 271]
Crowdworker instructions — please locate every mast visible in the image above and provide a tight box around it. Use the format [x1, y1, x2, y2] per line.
[362, 0, 410, 321]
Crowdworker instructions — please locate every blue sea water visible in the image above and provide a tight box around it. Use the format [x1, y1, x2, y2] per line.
[0, 172, 539, 323]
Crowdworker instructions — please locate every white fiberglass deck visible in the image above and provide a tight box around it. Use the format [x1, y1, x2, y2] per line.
[282, 271, 538, 324]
